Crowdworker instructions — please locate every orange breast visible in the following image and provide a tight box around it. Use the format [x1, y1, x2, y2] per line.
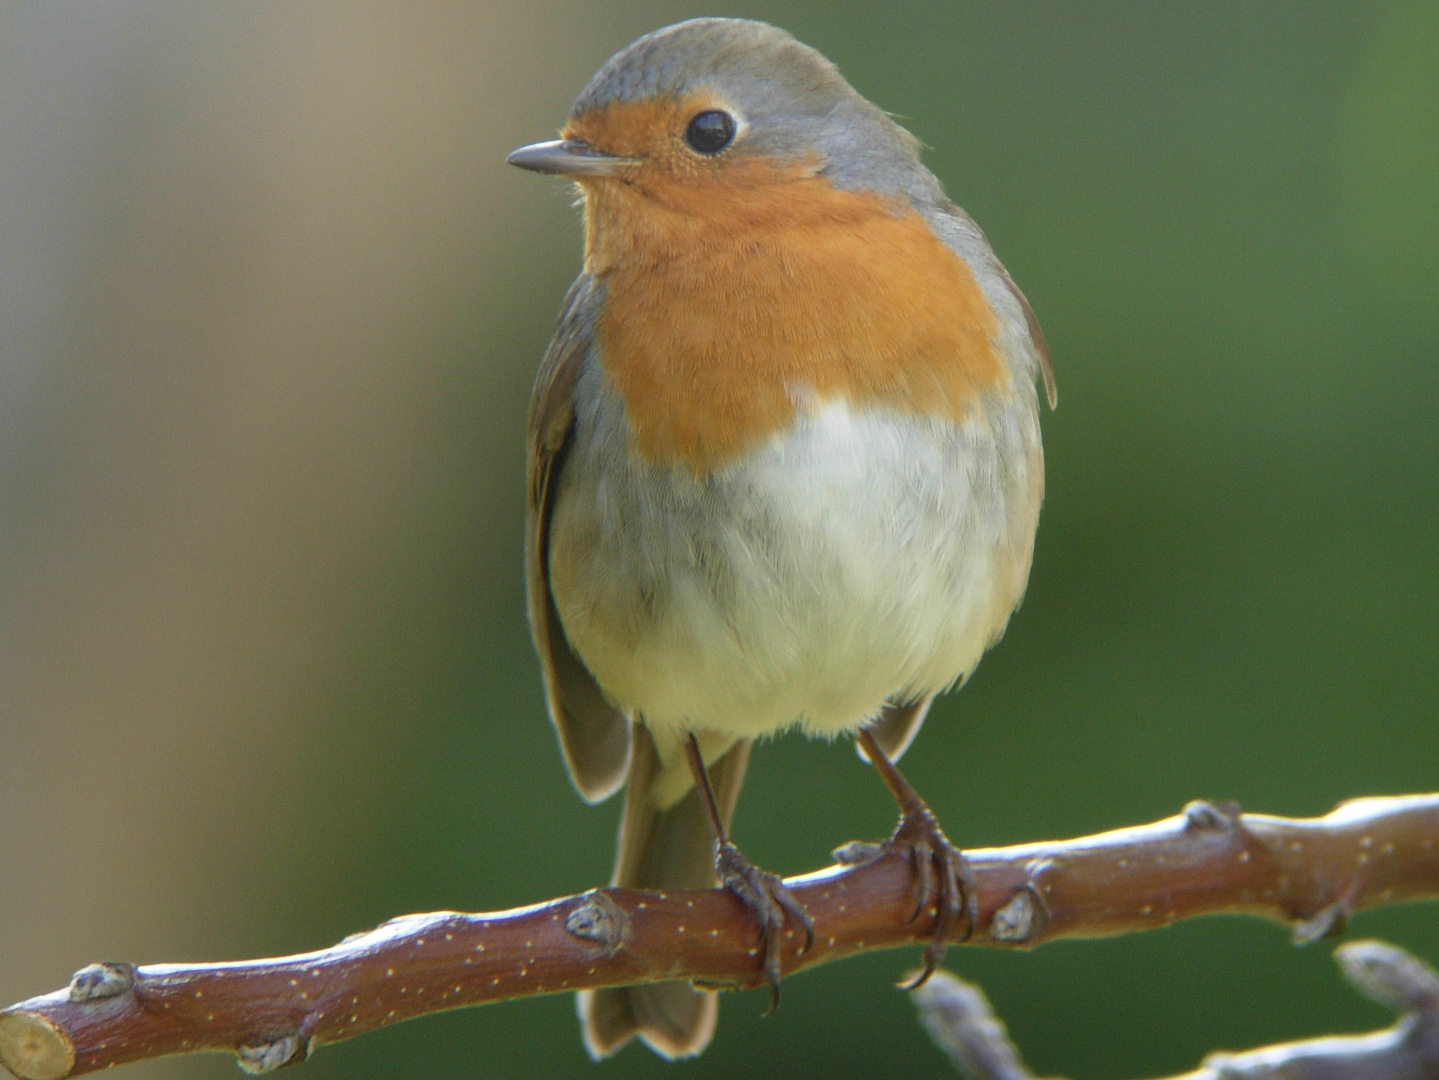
[580, 150, 1008, 474]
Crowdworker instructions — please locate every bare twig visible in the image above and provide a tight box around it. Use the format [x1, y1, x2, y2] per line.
[911, 970, 1044, 1080]
[911, 939, 1439, 1080]
[2, 794, 1437, 1079]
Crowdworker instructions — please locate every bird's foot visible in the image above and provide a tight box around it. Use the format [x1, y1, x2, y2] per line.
[715, 839, 813, 1014]
[868, 806, 976, 988]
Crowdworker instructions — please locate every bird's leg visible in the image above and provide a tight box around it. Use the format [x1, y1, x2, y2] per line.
[853, 728, 977, 988]
[683, 734, 813, 1012]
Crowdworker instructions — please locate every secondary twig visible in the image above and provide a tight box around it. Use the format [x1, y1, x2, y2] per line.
[2, 794, 1437, 1079]
[911, 968, 1044, 1080]
[910, 939, 1439, 1080]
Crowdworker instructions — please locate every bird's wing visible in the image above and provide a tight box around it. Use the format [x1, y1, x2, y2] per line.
[526, 274, 631, 803]
[928, 200, 1056, 411]
[1000, 264, 1057, 410]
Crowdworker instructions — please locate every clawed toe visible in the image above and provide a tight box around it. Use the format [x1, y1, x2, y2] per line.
[680, 734, 813, 1016]
[854, 727, 976, 987]
[886, 807, 976, 988]
[716, 839, 814, 1013]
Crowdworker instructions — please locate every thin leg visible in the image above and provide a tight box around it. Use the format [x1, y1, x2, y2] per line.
[682, 734, 728, 841]
[683, 734, 813, 1012]
[855, 728, 977, 987]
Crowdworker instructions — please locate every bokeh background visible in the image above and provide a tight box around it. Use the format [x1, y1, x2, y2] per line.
[2, 2, 1436, 1078]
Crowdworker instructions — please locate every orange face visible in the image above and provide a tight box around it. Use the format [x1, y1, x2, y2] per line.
[566, 97, 1011, 475]
[563, 96, 781, 192]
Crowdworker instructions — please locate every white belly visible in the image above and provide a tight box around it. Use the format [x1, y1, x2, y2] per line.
[547, 368, 1043, 747]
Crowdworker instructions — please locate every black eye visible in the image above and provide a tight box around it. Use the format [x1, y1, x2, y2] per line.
[684, 110, 736, 154]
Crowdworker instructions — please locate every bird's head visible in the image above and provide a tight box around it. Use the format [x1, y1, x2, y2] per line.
[508, 18, 943, 256]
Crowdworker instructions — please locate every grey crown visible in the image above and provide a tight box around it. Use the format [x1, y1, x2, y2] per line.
[570, 18, 948, 207]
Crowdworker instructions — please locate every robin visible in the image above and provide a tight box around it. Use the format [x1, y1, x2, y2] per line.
[508, 17, 1055, 1061]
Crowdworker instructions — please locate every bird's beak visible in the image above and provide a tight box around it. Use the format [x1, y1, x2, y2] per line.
[506, 139, 635, 177]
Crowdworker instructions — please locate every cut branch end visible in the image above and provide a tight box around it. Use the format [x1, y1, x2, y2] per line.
[0, 1011, 77, 1080]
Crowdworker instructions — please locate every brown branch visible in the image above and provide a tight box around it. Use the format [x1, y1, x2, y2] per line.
[910, 939, 1439, 1080]
[2, 794, 1437, 1080]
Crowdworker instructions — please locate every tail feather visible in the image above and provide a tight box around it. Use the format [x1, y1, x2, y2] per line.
[581, 979, 718, 1061]
[578, 726, 750, 1060]
[859, 695, 933, 763]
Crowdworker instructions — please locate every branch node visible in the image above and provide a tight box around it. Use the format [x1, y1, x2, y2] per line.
[66, 963, 136, 1004]
[990, 887, 1046, 945]
[832, 840, 884, 865]
[1290, 901, 1348, 946]
[564, 892, 626, 954]
[235, 1034, 307, 1075]
[1197, 1050, 1254, 1079]
[1184, 799, 1242, 832]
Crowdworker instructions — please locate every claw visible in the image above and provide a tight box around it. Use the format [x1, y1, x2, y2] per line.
[683, 733, 812, 1015]
[885, 806, 975, 988]
[854, 727, 977, 986]
[716, 839, 813, 1014]
[910, 836, 935, 923]
[776, 884, 816, 955]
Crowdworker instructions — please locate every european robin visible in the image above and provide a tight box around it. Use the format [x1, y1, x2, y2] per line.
[509, 17, 1055, 1060]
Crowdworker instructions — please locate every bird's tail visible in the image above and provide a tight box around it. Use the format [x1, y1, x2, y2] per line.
[578, 725, 750, 1060]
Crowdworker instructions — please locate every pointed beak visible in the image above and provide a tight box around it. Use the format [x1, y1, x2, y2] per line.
[505, 139, 635, 177]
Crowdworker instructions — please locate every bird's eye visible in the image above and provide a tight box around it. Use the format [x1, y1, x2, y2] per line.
[684, 110, 736, 155]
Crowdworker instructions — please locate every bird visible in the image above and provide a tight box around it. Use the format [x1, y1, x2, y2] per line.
[508, 17, 1055, 1062]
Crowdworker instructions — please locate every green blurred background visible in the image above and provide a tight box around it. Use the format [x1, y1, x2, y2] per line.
[1, 2, 1436, 1077]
